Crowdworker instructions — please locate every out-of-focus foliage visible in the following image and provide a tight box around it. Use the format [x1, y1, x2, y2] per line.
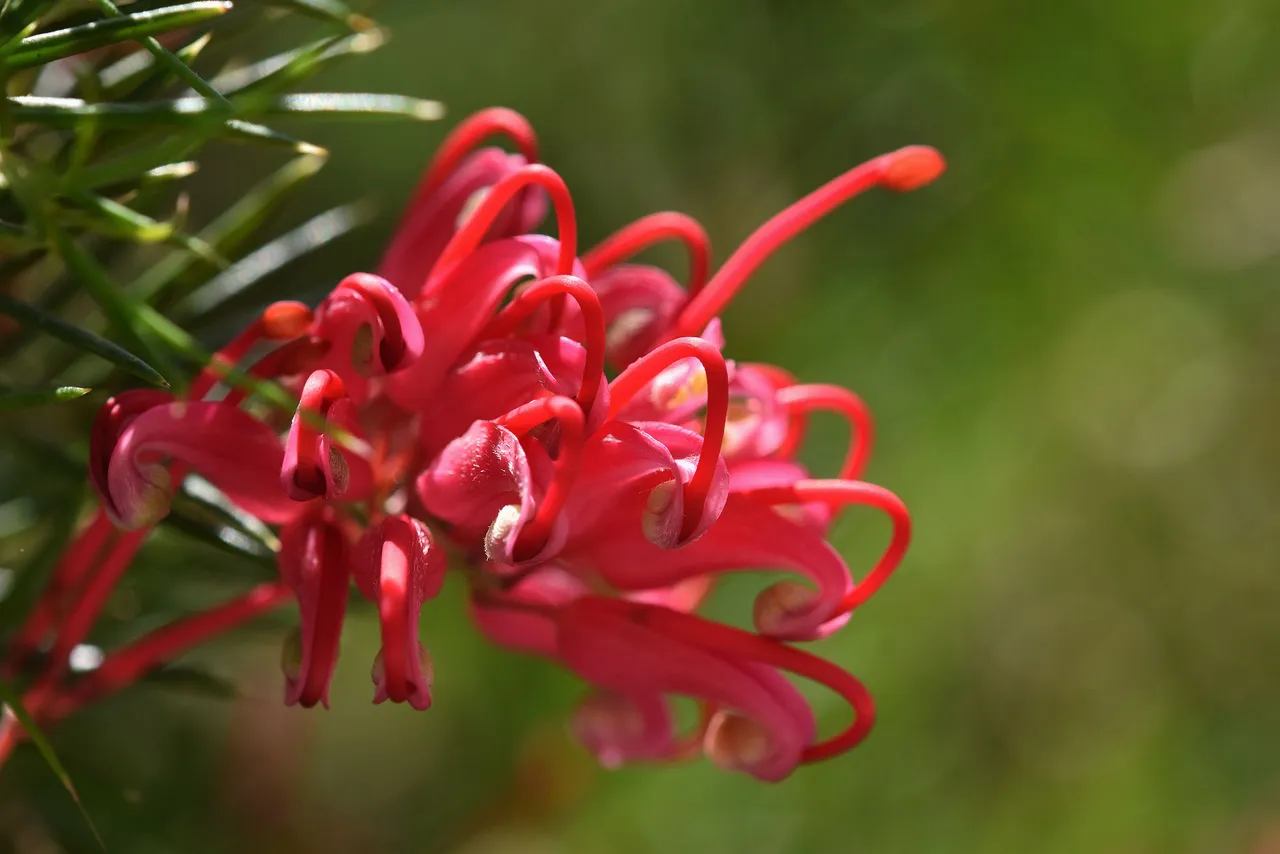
[3, 0, 1279, 852]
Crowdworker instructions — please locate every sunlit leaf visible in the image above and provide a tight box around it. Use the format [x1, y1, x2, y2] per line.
[98, 31, 210, 100]
[256, 92, 446, 121]
[211, 29, 383, 98]
[61, 189, 225, 264]
[0, 385, 90, 410]
[11, 92, 444, 126]
[4, 1, 230, 70]
[85, 0, 231, 105]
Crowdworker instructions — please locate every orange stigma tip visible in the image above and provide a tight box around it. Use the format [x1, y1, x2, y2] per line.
[262, 301, 314, 340]
[881, 146, 946, 192]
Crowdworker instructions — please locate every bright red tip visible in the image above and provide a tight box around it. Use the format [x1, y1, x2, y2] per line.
[881, 145, 946, 192]
[262, 301, 314, 341]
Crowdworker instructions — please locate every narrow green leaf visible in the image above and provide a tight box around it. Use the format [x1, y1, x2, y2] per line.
[222, 117, 326, 151]
[61, 189, 225, 264]
[139, 159, 197, 184]
[259, 92, 445, 121]
[0, 385, 90, 410]
[262, 0, 373, 32]
[99, 31, 210, 100]
[170, 480, 279, 556]
[75, 125, 321, 193]
[6, 1, 231, 70]
[86, 0, 232, 106]
[130, 302, 298, 414]
[180, 201, 370, 320]
[49, 225, 180, 383]
[0, 0, 56, 44]
[0, 217, 38, 252]
[11, 94, 235, 127]
[0, 681, 106, 851]
[210, 29, 383, 98]
[11, 92, 443, 126]
[0, 291, 167, 386]
[65, 190, 173, 242]
[136, 152, 326, 303]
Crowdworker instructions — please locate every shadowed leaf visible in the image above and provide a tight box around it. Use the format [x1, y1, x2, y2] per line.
[0, 681, 106, 850]
[0, 291, 168, 386]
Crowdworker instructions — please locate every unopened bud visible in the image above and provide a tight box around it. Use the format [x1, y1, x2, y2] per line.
[704, 711, 772, 773]
[752, 581, 818, 635]
[571, 693, 645, 770]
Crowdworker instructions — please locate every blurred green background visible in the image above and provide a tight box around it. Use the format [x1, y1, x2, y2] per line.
[5, 0, 1280, 851]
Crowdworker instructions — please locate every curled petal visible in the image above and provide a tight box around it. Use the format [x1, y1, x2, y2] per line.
[565, 491, 850, 641]
[106, 401, 297, 530]
[416, 420, 566, 567]
[278, 514, 350, 708]
[282, 369, 371, 502]
[354, 515, 445, 710]
[417, 334, 607, 463]
[426, 164, 576, 289]
[555, 597, 815, 782]
[728, 459, 832, 533]
[608, 337, 730, 540]
[387, 235, 582, 411]
[378, 147, 545, 300]
[496, 395, 586, 561]
[737, 479, 911, 617]
[311, 273, 424, 402]
[563, 422, 729, 554]
[720, 364, 793, 462]
[90, 390, 173, 519]
[572, 692, 678, 769]
[417, 420, 533, 545]
[470, 567, 586, 659]
[590, 264, 688, 369]
[480, 275, 606, 416]
[582, 211, 711, 296]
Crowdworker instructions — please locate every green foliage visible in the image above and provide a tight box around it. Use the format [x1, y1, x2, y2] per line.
[0, 0, 438, 407]
[0, 2, 438, 845]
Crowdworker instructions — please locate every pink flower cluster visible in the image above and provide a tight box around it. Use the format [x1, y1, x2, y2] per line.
[2, 109, 942, 781]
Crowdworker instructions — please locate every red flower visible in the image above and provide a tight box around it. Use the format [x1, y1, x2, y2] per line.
[2, 108, 943, 782]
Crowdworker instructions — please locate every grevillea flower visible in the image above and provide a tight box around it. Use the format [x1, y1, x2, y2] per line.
[2, 107, 943, 782]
